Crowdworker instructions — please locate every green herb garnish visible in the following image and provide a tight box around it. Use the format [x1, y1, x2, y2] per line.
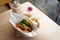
[19, 19, 31, 28]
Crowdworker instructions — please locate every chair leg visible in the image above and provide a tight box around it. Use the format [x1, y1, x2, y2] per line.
[55, 3, 60, 22]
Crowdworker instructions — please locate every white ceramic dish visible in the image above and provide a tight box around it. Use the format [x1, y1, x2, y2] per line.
[9, 11, 40, 38]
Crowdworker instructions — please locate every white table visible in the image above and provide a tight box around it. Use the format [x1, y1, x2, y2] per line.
[21, 2, 60, 40]
[0, 2, 60, 40]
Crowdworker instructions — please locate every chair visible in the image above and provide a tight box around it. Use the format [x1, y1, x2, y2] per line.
[0, 0, 10, 6]
[55, 0, 60, 22]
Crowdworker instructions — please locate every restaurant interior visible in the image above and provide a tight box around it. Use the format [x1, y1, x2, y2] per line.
[0, 0, 60, 40]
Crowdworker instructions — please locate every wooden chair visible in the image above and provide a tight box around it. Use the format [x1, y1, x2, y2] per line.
[0, 0, 10, 6]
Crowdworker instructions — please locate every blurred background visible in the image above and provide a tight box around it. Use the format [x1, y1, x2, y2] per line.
[0, 0, 60, 25]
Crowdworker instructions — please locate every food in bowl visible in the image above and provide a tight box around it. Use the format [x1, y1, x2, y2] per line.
[31, 18, 38, 23]
[31, 18, 39, 28]
[16, 19, 33, 32]
[23, 14, 31, 17]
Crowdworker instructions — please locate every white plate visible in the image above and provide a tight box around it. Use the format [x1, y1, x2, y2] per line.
[9, 11, 40, 38]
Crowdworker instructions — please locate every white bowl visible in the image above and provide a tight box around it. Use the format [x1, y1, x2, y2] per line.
[9, 11, 40, 38]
